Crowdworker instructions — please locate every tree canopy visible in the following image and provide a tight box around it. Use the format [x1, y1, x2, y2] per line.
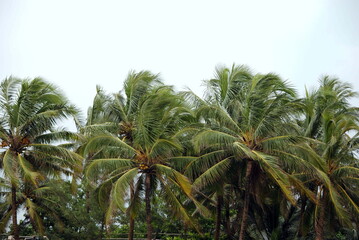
[0, 67, 358, 240]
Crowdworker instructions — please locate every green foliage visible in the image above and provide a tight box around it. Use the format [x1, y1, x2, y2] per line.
[0, 77, 81, 238]
[0, 67, 358, 240]
[37, 181, 106, 240]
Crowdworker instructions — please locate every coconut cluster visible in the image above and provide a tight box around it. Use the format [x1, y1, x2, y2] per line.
[138, 163, 149, 170]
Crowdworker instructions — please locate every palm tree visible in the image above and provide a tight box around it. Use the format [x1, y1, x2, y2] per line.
[65, 86, 115, 237]
[0, 178, 67, 235]
[181, 65, 251, 240]
[188, 64, 300, 240]
[86, 80, 203, 240]
[296, 77, 359, 240]
[82, 71, 166, 239]
[0, 77, 82, 240]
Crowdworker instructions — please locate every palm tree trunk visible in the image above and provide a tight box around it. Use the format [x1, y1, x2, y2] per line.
[129, 180, 135, 240]
[298, 195, 307, 237]
[232, 192, 241, 234]
[239, 161, 253, 240]
[215, 194, 223, 240]
[145, 173, 153, 240]
[183, 224, 188, 239]
[225, 192, 232, 238]
[315, 188, 327, 240]
[129, 216, 135, 240]
[280, 205, 296, 240]
[11, 185, 19, 240]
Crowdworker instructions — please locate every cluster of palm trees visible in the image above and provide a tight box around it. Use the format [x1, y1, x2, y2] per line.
[0, 65, 358, 240]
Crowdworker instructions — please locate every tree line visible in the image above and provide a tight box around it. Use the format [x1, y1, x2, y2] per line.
[0, 65, 358, 240]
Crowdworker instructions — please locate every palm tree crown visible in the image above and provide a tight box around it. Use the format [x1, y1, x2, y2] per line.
[187, 65, 300, 239]
[0, 77, 82, 239]
[86, 72, 203, 240]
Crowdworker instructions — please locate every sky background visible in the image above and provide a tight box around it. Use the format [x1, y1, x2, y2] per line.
[1, 0, 359, 123]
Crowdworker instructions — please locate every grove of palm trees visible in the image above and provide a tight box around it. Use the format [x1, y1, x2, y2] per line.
[0, 65, 358, 240]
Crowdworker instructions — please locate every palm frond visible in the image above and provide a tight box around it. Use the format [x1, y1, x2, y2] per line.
[18, 154, 43, 186]
[193, 158, 232, 190]
[86, 158, 133, 181]
[85, 135, 136, 156]
[112, 168, 139, 211]
[2, 149, 19, 186]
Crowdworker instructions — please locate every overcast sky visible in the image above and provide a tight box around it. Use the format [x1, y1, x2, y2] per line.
[1, 0, 359, 117]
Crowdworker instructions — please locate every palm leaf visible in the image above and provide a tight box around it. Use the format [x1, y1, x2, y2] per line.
[86, 158, 133, 181]
[17, 154, 43, 186]
[112, 168, 139, 211]
[193, 158, 231, 190]
[2, 149, 19, 186]
[85, 135, 136, 156]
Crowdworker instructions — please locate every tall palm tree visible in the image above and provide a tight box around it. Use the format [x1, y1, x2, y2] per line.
[0, 77, 82, 240]
[296, 77, 359, 240]
[86, 81, 203, 240]
[82, 71, 166, 239]
[181, 65, 251, 240]
[67, 86, 115, 237]
[188, 65, 300, 240]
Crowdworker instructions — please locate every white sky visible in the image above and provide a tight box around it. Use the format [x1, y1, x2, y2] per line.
[1, 0, 359, 118]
